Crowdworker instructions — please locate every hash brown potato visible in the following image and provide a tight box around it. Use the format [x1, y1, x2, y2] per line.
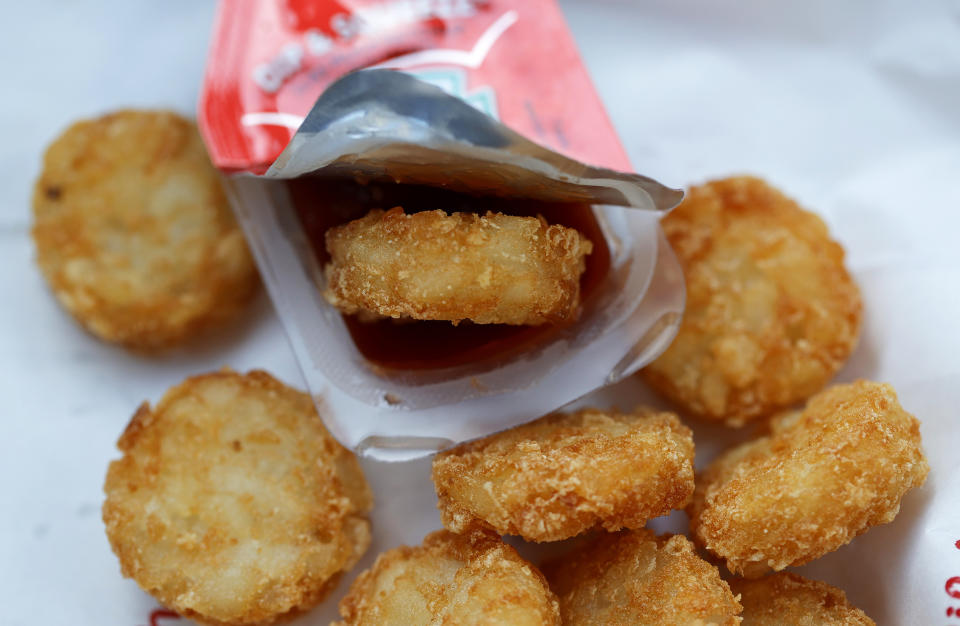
[323, 208, 593, 325]
[432, 407, 695, 542]
[32, 110, 258, 350]
[642, 177, 861, 425]
[543, 529, 742, 626]
[731, 573, 875, 625]
[689, 380, 928, 577]
[335, 527, 560, 626]
[103, 369, 372, 626]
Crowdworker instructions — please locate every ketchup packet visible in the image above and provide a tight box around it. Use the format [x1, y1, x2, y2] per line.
[199, 0, 685, 456]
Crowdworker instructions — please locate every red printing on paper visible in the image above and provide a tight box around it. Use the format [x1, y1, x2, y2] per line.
[946, 538, 960, 619]
[199, 0, 630, 174]
[948, 576, 960, 600]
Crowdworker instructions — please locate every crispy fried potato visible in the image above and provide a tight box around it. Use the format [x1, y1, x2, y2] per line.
[103, 370, 372, 626]
[32, 110, 258, 350]
[432, 407, 694, 542]
[732, 573, 875, 625]
[323, 208, 592, 325]
[642, 177, 861, 425]
[689, 380, 928, 577]
[543, 529, 742, 626]
[335, 527, 560, 626]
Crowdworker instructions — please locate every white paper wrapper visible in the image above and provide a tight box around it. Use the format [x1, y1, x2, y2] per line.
[3, 1, 959, 625]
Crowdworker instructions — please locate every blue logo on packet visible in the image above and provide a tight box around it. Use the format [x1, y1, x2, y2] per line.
[405, 68, 499, 120]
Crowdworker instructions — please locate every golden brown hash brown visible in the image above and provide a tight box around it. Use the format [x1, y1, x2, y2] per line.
[432, 407, 694, 542]
[335, 527, 560, 626]
[732, 573, 875, 626]
[642, 177, 861, 425]
[323, 208, 593, 325]
[103, 369, 372, 626]
[32, 110, 258, 350]
[543, 529, 742, 626]
[689, 380, 928, 578]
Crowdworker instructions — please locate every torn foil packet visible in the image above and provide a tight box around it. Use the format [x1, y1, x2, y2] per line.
[199, 0, 685, 457]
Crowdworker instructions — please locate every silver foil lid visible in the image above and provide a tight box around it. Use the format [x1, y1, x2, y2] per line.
[265, 69, 683, 211]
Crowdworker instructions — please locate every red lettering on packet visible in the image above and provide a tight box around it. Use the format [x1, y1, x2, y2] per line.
[283, 0, 348, 34]
[148, 608, 180, 626]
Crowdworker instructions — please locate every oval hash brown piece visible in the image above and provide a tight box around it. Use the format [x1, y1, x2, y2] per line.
[689, 380, 928, 578]
[642, 177, 861, 425]
[432, 407, 695, 542]
[32, 110, 258, 350]
[323, 208, 593, 325]
[335, 527, 560, 626]
[731, 573, 875, 625]
[542, 529, 742, 626]
[103, 369, 372, 626]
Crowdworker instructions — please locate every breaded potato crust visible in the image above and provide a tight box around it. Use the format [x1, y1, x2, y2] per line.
[732, 573, 875, 625]
[689, 380, 928, 577]
[335, 527, 560, 626]
[543, 530, 742, 626]
[642, 177, 861, 425]
[32, 110, 258, 350]
[432, 407, 695, 542]
[103, 370, 372, 626]
[323, 208, 592, 325]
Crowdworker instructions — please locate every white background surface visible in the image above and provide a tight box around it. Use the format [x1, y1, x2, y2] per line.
[2, 1, 959, 624]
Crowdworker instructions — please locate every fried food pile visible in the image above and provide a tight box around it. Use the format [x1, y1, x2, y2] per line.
[324, 208, 593, 326]
[32, 110, 258, 350]
[642, 177, 862, 425]
[83, 169, 928, 625]
[103, 370, 372, 626]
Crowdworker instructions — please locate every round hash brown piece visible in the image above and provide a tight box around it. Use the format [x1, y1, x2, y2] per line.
[731, 573, 875, 625]
[431, 407, 695, 542]
[103, 369, 372, 626]
[32, 110, 258, 350]
[335, 527, 560, 626]
[689, 380, 928, 578]
[323, 208, 593, 325]
[641, 176, 862, 425]
[542, 530, 742, 626]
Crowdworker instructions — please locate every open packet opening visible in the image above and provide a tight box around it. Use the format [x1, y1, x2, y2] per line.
[200, 1, 686, 458]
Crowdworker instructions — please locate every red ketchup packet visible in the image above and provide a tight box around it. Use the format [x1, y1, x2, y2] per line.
[198, 0, 685, 457]
[201, 0, 635, 174]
